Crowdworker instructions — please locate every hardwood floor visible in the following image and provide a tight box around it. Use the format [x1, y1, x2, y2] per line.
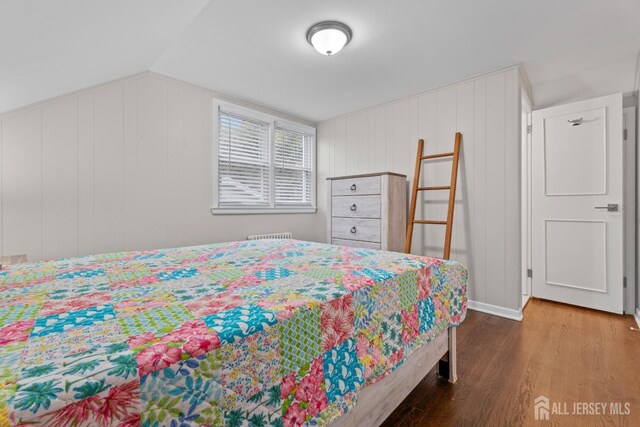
[382, 298, 640, 426]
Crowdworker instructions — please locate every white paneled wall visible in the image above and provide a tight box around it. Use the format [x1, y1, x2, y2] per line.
[317, 67, 522, 311]
[0, 72, 321, 261]
[1, 66, 524, 312]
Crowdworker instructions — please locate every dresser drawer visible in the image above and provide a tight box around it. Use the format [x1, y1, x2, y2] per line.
[332, 176, 381, 196]
[331, 195, 381, 218]
[331, 218, 381, 242]
[331, 238, 381, 250]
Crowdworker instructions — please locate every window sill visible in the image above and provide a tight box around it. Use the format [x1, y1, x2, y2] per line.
[211, 207, 317, 215]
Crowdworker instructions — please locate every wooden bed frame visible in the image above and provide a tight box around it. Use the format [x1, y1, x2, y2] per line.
[332, 327, 457, 426]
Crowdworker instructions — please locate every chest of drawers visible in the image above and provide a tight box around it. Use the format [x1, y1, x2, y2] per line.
[0, 254, 27, 270]
[326, 172, 407, 252]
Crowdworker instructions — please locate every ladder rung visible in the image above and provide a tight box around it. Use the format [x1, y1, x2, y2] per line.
[421, 152, 454, 160]
[413, 220, 447, 225]
[417, 186, 451, 191]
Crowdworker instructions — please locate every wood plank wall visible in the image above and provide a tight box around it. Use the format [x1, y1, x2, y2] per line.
[0, 73, 320, 261]
[0, 66, 524, 312]
[317, 67, 522, 311]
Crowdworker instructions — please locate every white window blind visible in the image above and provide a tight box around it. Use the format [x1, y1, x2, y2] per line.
[274, 126, 313, 206]
[218, 111, 271, 206]
[213, 100, 316, 214]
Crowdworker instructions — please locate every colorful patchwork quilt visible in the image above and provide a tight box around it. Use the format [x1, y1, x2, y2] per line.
[0, 239, 467, 426]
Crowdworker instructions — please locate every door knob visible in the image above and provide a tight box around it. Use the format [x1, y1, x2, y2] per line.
[350, 226, 357, 233]
[350, 204, 357, 211]
[594, 204, 619, 212]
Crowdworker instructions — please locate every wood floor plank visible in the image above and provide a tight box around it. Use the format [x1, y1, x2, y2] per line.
[382, 299, 640, 426]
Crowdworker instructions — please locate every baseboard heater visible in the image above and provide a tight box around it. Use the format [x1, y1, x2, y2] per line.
[247, 232, 292, 240]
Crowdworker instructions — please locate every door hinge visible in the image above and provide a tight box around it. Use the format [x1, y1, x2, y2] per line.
[623, 277, 627, 288]
[623, 128, 628, 141]
[527, 125, 532, 134]
[527, 268, 533, 279]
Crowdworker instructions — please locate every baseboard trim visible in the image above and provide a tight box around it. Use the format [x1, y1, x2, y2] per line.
[468, 300, 523, 321]
[635, 308, 640, 329]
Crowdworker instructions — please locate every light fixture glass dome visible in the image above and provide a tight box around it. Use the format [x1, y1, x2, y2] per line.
[306, 21, 352, 56]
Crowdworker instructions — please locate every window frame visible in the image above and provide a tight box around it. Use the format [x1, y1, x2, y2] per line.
[211, 99, 317, 215]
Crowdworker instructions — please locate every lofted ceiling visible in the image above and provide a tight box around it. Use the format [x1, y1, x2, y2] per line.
[2, 0, 640, 121]
[0, 0, 209, 114]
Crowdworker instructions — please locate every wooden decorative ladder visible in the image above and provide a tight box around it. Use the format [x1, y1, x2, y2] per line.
[404, 132, 462, 259]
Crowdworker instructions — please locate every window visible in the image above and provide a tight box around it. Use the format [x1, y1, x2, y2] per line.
[212, 100, 316, 214]
[217, 111, 271, 207]
[274, 126, 313, 206]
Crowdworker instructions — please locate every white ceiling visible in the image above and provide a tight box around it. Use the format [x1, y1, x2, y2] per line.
[2, 0, 640, 121]
[0, 0, 209, 113]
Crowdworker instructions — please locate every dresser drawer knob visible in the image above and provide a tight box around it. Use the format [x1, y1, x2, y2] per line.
[350, 226, 357, 233]
[350, 204, 357, 211]
[350, 184, 357, 191]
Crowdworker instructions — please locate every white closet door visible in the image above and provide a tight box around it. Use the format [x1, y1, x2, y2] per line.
[531, 93, 624, 314]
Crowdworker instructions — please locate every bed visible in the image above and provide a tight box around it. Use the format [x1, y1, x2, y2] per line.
[0, 239, 467, 426]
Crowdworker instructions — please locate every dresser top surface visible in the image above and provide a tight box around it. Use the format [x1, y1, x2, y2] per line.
[0, 255, 27, 267]
[326, 172, 407, 180]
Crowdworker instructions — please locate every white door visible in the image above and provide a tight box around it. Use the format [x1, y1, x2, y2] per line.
[531, 93, 624, 314]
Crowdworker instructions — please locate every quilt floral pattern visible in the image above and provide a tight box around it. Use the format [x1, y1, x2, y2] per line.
[0, 239, 467, 426]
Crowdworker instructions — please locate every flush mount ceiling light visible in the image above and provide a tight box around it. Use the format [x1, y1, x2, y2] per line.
[306, 21, 352, 56]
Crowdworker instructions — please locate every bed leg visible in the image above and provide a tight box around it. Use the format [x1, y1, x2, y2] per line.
[437, 327, 457, 384]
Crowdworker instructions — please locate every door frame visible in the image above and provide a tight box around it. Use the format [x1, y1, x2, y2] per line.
[623, 106, 636, 315]
[522, 98, 636, 314]
[521, 93, 533, 309]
